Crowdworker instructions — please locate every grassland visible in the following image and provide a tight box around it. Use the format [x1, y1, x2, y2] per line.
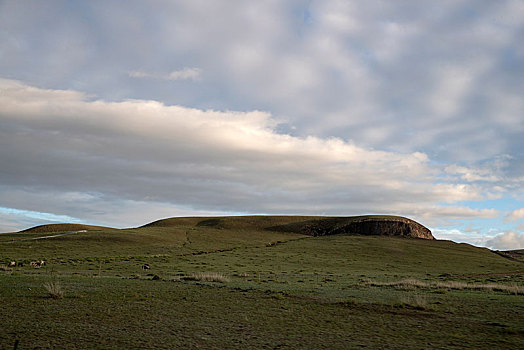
[1, 216, 523, 349]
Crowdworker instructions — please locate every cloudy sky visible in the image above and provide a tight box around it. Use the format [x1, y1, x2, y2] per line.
[0, 0, 523, 249]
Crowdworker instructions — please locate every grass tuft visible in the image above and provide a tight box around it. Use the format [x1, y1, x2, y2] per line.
[365, 279, 523, 295]
[398, 294, 428, 310]
[43, 281, 63, 299]
[184, 272, 230, 283]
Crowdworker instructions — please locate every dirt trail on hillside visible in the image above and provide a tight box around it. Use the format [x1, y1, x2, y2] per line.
[8, 230, 87, 242]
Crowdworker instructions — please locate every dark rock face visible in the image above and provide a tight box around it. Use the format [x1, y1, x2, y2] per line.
[330, 217, 434, 239]
[268, 216, 434, 240]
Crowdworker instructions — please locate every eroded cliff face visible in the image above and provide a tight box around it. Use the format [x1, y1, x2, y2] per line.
[329, 217, 434, 239]
[268, 216, 434, 239]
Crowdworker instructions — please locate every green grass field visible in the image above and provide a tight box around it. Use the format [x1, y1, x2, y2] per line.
[1, 216, 523, 349]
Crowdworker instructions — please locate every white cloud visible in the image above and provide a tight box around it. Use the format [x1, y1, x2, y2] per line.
[506, 208, 524, 222]
[127, 71, 149, 79]
[167, 68, 202, 80]
[435, 227, 524, 250]
[486, 231, 524, 250]
[445, 164, 500, 182]
[129, 68, 202, 81]
[432, 228, 493, 247]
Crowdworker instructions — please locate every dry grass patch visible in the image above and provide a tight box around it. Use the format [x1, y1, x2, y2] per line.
[0, 265, 12, 272]
[365, 279, 523, 295]
[185, 272, 230, 283]
[43, 281, 63, 299]
[398, 294, 429, 310]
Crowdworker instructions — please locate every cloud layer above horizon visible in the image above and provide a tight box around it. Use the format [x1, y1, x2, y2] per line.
[0, 1, 523, 249]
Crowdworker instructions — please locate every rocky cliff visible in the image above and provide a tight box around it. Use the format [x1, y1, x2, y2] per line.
[267, 215, 434, 239]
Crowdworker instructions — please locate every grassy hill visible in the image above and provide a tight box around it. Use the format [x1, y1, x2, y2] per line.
[0, 216, 522, 349]
[20, 223, 111, 233]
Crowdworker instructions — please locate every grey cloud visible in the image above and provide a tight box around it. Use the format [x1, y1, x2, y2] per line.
[0, 188, 227, 231]
[0, 215, 37, 233]
[1, 1, 522, 166]
[0, 79, 496, 229]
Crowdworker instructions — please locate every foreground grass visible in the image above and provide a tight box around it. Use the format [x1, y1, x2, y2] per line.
[1, 218, 523, 348]
[1, 275, 522, 349]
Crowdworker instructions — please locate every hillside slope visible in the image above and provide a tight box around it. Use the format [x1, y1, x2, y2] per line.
[142, 215, 434, 239]
[20, 223, 111, 234]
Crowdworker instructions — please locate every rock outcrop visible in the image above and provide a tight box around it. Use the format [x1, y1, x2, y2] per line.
[267, 216, 434, 239]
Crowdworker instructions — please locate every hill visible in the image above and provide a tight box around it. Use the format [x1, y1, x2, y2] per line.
[20, 223, 111, 234]
[141, 215, 321, 229]
[142, 215, 434, 239]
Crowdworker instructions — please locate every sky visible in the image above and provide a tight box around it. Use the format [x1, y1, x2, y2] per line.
[0, 0, 523, 249]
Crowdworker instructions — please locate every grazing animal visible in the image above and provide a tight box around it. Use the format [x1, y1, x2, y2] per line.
[30, 261, 41, 268]
[8, 261, 16, 267]
[40, 260, 46, 266]
[17, 262, 24, 267]
[142, 264, 150, 270]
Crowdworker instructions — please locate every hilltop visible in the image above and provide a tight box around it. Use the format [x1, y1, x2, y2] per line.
[21, 223, 111, 234]
[142, 215, 434, 239]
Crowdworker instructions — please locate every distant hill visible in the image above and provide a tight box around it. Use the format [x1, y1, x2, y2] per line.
[142, 215, 434, 240]
[494, 249, 524, 263]
[20, 215, 433, 239]
[141, 215, 319, 230]
[20, 223, 110, 234]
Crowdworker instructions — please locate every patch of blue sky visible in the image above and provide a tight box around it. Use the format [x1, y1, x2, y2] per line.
[0, 206, 82, 224]
[291, 6, 314, 39]
[439, 218, 514, 238]
[456, 219, 512, 235]
[295, 7, 313, 25]
[434, 197, 524, 235]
